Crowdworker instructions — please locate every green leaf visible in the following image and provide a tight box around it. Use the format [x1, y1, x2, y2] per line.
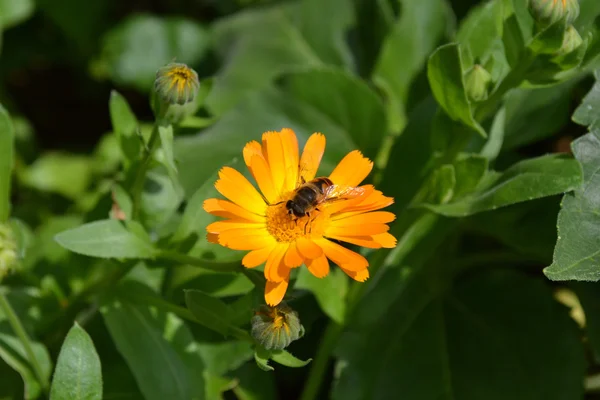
[100, 283, 205, 400]
[141, 170, 184, 232]
[282, 68, 387, 159]
[480, 106, 505, 160]
[572, 70, 600, 129]
[184, 290, 235, 337]
[156, 123, 181, 193]
[231, 362, 277, 400]
[55, 219, 156, 259]
[333, 269, 585, 399]
[254, 349, 273, 372]
[456, 0, 504, 67]
[295, 268, 348, 324]
[19, 152, 93, 199]
[207, 5, 321, 115]
[50, 323, 102, 400]
[545, 129, 600, 280]
[109, 90, 140, 164]
[528, 19, 567, 55]
[175, 86, 358, 197]
[0, 0, 34, 29]
[373, 0, 450, 131]
[297, 0, 354, 68]
[421, 155, 582, 217]
[270, 350, 311, 368]
[95, 15, 209, 91]
[428, 43, 486, 137]
[0, 104, 13, 221]
[413, 164, 456, 206]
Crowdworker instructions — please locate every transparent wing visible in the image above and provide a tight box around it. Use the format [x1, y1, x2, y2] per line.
[286, 154, 319, 188]
[323, 184, 366, 201]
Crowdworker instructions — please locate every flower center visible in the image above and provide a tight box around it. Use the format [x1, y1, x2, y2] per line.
[265, 194, 326, 242]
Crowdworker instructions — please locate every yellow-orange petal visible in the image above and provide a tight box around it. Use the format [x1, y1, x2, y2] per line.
[300, 133, 326, 182]
[280, 128, 300, 192]
[218, 229, 275, 250]
[250, 154, 278, 203]
[373, 232, 397, 248]
[325, 234, 383, 249]
[203, 198, 264, 222]
[206, 220, 262, 233]
[326, 222, 389, 237]
[262, 132, 287, 194]
[316, 238, 368, 272]
[264, 244, 288, 282]
[340, 266, 369, 282]
[284, 241, 304, 268]
[329, 150, 373, 188]
[215, 167, 266, 215]
[306, 254, 329, 278]
[243, 140, 262, 167]
[207, 233, 219, 244]
[332, 211, 396, 225]
[242, 244, 277, 268]
[342, 189, 394, 214]
[296, 236, 323, 259]
[265, 275, 289, 306]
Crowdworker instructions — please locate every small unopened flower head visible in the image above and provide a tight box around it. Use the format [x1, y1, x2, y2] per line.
[528, 0, 579, 27]
[556, 24, 583, 56]
[154, 63, 200, 105]
[464, 64, 493, 102]
[251, 302, 304, 351]
[0, 223, 17, 282]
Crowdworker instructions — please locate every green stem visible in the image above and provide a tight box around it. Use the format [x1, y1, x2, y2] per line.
[0, 292, 48, 392]
[131, 124, 161, 220]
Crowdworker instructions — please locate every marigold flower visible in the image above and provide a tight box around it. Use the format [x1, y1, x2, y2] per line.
[203, 129, 397, 306]
[251, 302, 304, 350]
[154, 62, 200, 105]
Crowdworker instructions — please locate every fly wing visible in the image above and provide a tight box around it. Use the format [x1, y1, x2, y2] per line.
[323, 184, 367, 201]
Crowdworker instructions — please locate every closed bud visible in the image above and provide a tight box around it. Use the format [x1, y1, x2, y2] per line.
[464, 65, 493, 102]
[154, 63, 200, 106]
[251, 302, 304, 351]
[0, 223, 17, 282]
[528, 0, 579, 27]
[556, 24, 583, 56]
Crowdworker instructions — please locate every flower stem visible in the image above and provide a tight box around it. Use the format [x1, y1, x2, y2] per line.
[0, 291, 48, 393]
[131, 124, 161, 221]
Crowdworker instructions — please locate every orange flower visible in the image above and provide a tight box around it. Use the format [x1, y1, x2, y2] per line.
[203, 129, 397, 306]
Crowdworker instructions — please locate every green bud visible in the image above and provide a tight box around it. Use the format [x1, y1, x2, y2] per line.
[152, 63, 200, 122]
[0, 223, 17, 282]
[556, 24, 583, 56]
[464, 65, 493, 102]
[251, 303, 305, 351]
[528, 0, 579, 27]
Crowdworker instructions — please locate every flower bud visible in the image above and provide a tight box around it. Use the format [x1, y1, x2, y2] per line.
[154, 62, 200, 106]
[251, 303, 304, 351]
[464, 65, 493, 102]
[528, 0, 579, 27]
[556, 24, 583, 56]
[0, 223, 17, 282]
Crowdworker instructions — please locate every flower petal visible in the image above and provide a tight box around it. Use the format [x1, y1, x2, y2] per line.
[316, 238, 368, 271]
[203, 198, 264, 222]
[373, 232, 397, 248]
[284, 241, 304, 268]
[296, 236, 323, 259]
[218, 229, 276, 250]
[207, 233, 219, 244]
[326, 223, 389, 237]
[262, 132, 287, 195]
[265, 275, 289, 306]
[242, 243, 276, 268]
[264, 244, 289, 282]
[299, 133, 326, 182]
[306, 254, 329, 278]
[250, 154, 278, 203]
[331, 211, 396, 225]
[340, 266, 369, 282]
[325, 234, 383, 249]
[329, 150, 373, 187]
[206, 220, 262, 233]
[243, 140, 262, 165]
[215, 167, 266, 215]
[280, 128, 300, 192]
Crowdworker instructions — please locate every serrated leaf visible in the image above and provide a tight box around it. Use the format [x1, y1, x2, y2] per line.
[427, 43, 486, 138]
[545, 130, 600, 280]
[55, 219, 156, 259]
[0, 104, 13, 221]
[422, 155, 581, 217]
[50, 323, 102, 400]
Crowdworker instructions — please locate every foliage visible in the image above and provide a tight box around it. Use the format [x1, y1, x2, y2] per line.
[2, 0, 600, 399]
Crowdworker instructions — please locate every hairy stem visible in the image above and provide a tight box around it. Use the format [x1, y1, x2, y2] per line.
[131, 124, 160, 220]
